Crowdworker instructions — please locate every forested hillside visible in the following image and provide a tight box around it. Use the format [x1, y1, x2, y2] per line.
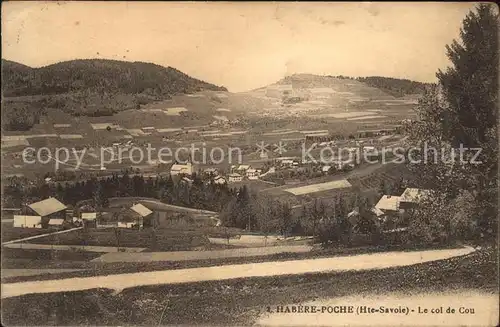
[1, 59, 226, 131]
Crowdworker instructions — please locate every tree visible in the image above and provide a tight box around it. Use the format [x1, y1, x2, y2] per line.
[406, 4, 498, 239]
[92, 182, 108, 208]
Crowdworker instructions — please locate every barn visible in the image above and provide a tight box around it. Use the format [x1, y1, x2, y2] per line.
[13, 197, 67, 229]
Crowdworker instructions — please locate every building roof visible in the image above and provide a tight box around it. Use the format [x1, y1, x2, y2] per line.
[28, 197, 67, 217]
[204, 168, 218, 173]
[171, 163, 192, 171]
[247, 168, 257, 173]
[400, 188, 432, 203]
[237, 165, 251, 170]
[81, 212, 97, 220]
[48, 218, 65, 225]
[130, 203, 153, 217]
[375, 195, 401, 212]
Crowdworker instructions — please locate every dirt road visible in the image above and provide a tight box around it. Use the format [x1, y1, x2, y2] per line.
[1, 246, 474, 299]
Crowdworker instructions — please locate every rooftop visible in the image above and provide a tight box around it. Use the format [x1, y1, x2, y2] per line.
[130, 203, 153, 217]
[28, 197, 67, 217]
[375, 195, 401, 212]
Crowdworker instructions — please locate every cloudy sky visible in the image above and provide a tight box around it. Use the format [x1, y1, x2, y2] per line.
[2, 2, 475, 92]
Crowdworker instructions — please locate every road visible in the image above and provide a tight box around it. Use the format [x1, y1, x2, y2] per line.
[1, 227, 82, 245]
[1, 246, 474, 299]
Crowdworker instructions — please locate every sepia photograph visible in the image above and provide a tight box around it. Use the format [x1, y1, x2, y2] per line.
[1, 2, 498, 326]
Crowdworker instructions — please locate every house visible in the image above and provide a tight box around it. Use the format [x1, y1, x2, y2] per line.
[228, 173, 243, 183]
[170, 161, 194, 177]
[246, 168, 260, 180]
[13, 197, 67, 228]
[13, 215, 43, 228]
[213, 176, 227, 185]
[81, 212, 97, 228]
[375, 195, 401, 212]
[130, 203, 153, 228]
[236, 165, 251, 174]
[399, 188, 432, 209]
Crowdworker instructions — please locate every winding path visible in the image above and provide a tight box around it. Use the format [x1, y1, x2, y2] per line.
[1, 246, 474, 299]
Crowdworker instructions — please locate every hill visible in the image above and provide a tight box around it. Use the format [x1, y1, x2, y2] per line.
[1, 59, 227, 131]
[1, 59, 226, 97]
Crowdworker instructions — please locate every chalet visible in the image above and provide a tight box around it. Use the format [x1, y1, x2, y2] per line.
[228, 173, 243, 183]
[170, 161, 194, 177]
[13, 197, 67, 228]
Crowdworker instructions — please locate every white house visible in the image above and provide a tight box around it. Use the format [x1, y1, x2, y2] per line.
[13, 215, 43, 228]
[246, 168, 260, 180]
[228, 173, 243, 183]
[170, 162, 194, 177]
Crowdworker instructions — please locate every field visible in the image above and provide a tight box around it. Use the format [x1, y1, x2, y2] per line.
[1, 247, 496, 326]
[1, 73, 419, 181]
[22, 228, 210, 252]
[1, 226, 54, 243]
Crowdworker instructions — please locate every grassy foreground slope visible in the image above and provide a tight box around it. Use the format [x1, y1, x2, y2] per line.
[1, 247, 497, 326]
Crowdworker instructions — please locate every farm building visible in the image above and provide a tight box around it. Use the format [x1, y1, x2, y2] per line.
[130, 203, 153, 228]
[97, 204, 150, 229]
[375, 195, 401, 213]
[13, 197, 67, 228]
[228, 173, 243, 183]
[81, 212, 98, 228]
[13, 215, 43, 228]
[170, 162, 194, 177]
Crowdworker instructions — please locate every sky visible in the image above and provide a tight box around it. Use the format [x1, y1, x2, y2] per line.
[2, 2, 477, 92]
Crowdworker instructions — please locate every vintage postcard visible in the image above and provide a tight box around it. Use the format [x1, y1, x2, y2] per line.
[1, 2, 498, 326]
